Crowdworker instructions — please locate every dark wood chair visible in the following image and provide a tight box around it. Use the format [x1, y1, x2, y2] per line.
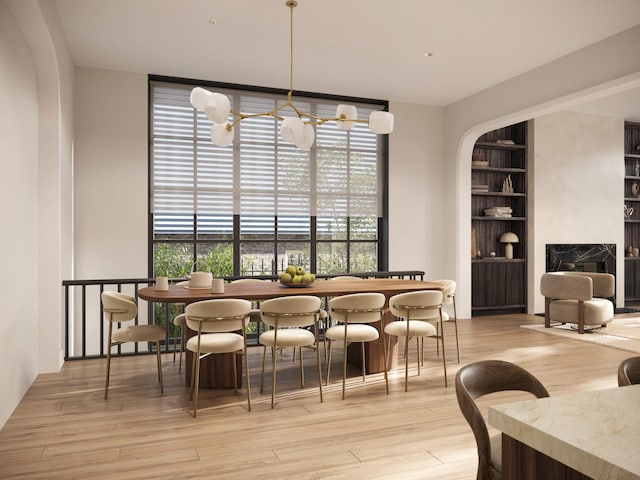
[618, 356, 640, 386]
[455, 360, 550, 480]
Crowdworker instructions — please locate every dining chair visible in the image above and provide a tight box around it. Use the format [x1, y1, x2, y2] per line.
[455, 359, 550, 480]
[101, 291, 165, 399]
[429, 279, 460, 362]
[185, 298, 252, 417]
[325, 292, 388, 399]
[618, 356, 640, 386]
[259, 295, 324, 408]
[384, 290, 447, 391]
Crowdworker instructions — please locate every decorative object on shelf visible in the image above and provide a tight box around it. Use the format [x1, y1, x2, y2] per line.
[496, 139, 515, 145]
[632, 182, 640, 196]
[188, 0, 393, 150]
[484, 206, 512, 217]
[501, 175, 514, 193]
[472, 160, 489, 167]
[472, 153, 483, 162]
[635, 159, 639, 176]
[634, 248, 639, 257]
[500, 232, 519, 260]
[476, 249, 482, 259]
[625, 205, 634, 219]
[471, 227, 477, 258]
[489, 251, 496, 257]
[636, 145, 640, 152]
[472, 184, 489, 192]
[627, 246, 634, 257]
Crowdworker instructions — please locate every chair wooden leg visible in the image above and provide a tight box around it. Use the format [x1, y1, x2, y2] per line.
[382, 328, 389, 395]
[178, 326, 185, 373]
[156, 341, 163, 394]
[271, 345, 278, 409]
[104, 323, 113, 400]
[193, 351, 201, 418]
[243, 338, 252, 412]
[404, 335, 410, 392]
[439, 315, 448, 387]
[104, 345, 112, 400]
[452, 297, 460, 363]
[415, 337, 421, 376]
[299, 347, 305, 388]
[578, 300, 585, 334]
[260, 346, 267, 394]
[325, 340, 333, 386]
[314, 323, 323, 403]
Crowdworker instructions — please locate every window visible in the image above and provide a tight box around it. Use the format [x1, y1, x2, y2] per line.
[149, 76, 388, 278]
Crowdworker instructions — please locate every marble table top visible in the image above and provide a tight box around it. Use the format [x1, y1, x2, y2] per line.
[489, 384, 640, 480]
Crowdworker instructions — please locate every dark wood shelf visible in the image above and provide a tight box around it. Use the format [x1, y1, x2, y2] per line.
[475, 141, 526, 150]
[472, 216, 526, 221]
[625, 122, 640, 307]
[472, 192, 525, 197]
[472, 122, 527, 315]
[472, 258, 526, 263]
[472, 167, 526, 173]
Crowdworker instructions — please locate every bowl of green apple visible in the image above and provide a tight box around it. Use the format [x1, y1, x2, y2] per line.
[278, 265, 315, 287]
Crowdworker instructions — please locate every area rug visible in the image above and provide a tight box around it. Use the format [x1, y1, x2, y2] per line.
[521, 317, 640, 354]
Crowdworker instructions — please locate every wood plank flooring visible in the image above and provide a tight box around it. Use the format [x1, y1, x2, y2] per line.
[0, 314, 634, 479]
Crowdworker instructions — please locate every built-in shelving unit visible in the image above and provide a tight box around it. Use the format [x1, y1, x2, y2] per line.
[624, 121, 640, 305]
[471, 122, 527, 315]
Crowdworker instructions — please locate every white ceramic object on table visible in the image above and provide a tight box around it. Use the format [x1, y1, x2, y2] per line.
[155, 276, 169, 291]
[211, 278, 224, 294]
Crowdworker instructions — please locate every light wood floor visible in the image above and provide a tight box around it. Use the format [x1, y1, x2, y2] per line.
[0, 314, 633, 480]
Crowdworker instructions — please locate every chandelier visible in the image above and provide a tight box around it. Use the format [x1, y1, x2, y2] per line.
[189, 0, 394, 150]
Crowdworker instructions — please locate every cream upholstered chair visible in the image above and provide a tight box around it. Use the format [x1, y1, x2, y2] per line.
[455, 360, 550, 480]
[101, 291, 165, 399]
[384, 290, 447, 391]
[618, 356, 640, 386]
[325, 292, 388, 399]
[185, 298, 252, 417]
[540, 272, 614, 334]
[429, 279, 460, 362]
[259, 295, 324, 408]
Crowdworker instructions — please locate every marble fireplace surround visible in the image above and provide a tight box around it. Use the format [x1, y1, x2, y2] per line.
[545, 243, 616, 301]
[545, 244, 616, 275]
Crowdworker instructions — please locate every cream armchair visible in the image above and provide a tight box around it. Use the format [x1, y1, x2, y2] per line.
[540, 272, 614, 334]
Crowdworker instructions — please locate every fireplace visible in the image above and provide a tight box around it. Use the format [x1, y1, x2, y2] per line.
[545, 244, 616, 275]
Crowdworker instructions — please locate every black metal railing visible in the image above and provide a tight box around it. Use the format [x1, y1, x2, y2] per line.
[62, 271, 424, 361]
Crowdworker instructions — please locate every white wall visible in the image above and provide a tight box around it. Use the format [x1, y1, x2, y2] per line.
[0, 0, 41, 428]
[530, 111, 624, 312]
[74, 68, 148, 280]
[0, 0, 74, 429]
[388, 102, 447, 279]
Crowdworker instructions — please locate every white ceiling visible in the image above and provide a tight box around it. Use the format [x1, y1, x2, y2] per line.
[54, 0, 640, 115]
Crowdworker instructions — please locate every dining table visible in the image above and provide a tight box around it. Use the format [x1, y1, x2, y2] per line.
[139, 277, 444, 389]
[489, 384, 640, 480]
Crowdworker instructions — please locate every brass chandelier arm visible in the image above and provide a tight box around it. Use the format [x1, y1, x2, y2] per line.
[191, 0, 393, 148]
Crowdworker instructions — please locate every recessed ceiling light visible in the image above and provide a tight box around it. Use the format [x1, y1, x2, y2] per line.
[209, 17, 218, 25]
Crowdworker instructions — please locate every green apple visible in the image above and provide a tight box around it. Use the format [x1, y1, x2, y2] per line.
[292, 274, 303, 283]
[302, 273, 314, 283]
[279, 272, 292, 283]
[286, 265, 296, 276]
[296, 266, 306, 275]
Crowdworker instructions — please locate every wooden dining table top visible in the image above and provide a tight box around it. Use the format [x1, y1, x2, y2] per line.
[138, 278, 443, 304]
